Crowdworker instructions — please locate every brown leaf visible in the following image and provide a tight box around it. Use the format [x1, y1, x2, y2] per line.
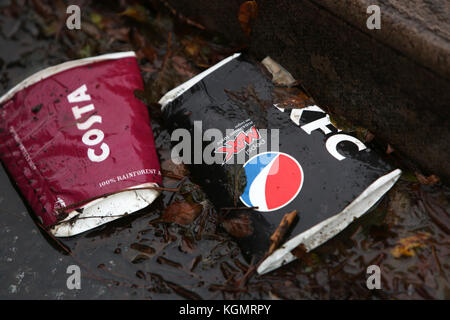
[391, 232, 430, 258]
[80, 21, 102, 40]
[161, 159, 189, 177]
[273, 87, 314, 109]
[171, 56, 197, 79]
[269, 210, 298, 254]
[106, 27, 130, 43]
[238, 1, 258, 36]
[415, 172, 440, 185]
[120, 5, 150, 23]
[291, 243, 315, 267]
[130, 243, 156, 256]
[161, 201, 203, 225]
[166, 281, 202, 300]
[132, 30, 156, 62]
[364, 131, 375, 142]
[222, 214, 254, 238]
[180, 236, 197, 253]
[291, 243, 308, 260]
[156, 256, 183, 269]
[386, 144, 395, 154]
[31, 0, 54, 18]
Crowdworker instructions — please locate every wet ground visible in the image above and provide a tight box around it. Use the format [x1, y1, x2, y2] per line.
[0, 0, 449, 299]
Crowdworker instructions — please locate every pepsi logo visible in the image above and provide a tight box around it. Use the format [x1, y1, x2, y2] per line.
[240, 152, 304, 212]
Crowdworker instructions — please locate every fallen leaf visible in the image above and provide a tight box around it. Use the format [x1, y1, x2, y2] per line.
[292, 244, 319, 267]
[291, 243, 308, 260]
[182, 38, 201, 57]
[106, 26, 130, 43]
[238, 1, 258, 36]
[80, 21, 102, 40]
[222, 214, 254, 238]
[386, 144, 395, 154]
[156, 256, 183, 269]
[120, 5, 150, 23]
[180, 236, 197, 253]
[273, 87, 314, 109]
[262, 57, 297, 87]
[171, 56, 197, 79]
[364, 131, 375, 142]
[161, 201, 203, 225]
[132, 30, 156, 62]
[90, 12, 103, 29]
[415, 172, 440, 185]
[391, 232, 430, 258]
[136, 270, 146, 280]
[131, 254, 149, 264]
[269, 210, 298, 254]
[130, 243, 156, 256]
[161, 159, 189, 177]
[329, 113, 358, 132]
[31, 0, 53, 18]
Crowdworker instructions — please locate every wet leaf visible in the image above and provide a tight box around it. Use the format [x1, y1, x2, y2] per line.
[354, 127, 370, 142]
[131, 254, 150, 264]
[386, 144, 395, 154]
[364, 131, 375, 142]
[161, 159, 189, 177]
[391, 232, 430, 258]
[120, 5, 150, 23]
[156, 256, 183, 269]
[90, 12, 103, 29]
[180, 236, 196, 253]
[78, 43, 94, 58]
[31, 0, 53, 18]
[108, 27, 130, 43]
[269, 210, 298, 254]
[415, 173, 440, 185]
[130, 243, 156, 256]
[399, 171, 419, 183]
[132, 30, 156, 62]
[329, 113, 358, 132]
[291, 244, 319, 267]
[166, 281, 202, 300]
[136, 270, 146, 280]
[222, 214, 253, 238]
[238, 1, 258, 36]
[161, 201, 203, 225]
[171, 56, 197, 79]
[81, 21, 102, 40]
[182, 37, 201, 57]
[262, 56, 297, 87]
[328, 112, 373, 141]
[273, 87, 314, 109]
[291, 243, 308, 259]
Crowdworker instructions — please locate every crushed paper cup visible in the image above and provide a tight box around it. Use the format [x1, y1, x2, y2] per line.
[0, 52, 162, 237]
[159, 53, 401, 274]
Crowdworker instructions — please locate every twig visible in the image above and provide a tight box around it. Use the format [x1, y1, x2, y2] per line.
[268, 210, 298, 254]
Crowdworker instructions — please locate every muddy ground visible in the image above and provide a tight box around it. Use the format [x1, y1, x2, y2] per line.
[0, 0, 448, 299]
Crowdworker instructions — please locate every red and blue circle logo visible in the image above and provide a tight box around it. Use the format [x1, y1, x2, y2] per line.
[240, 152, 304, 212]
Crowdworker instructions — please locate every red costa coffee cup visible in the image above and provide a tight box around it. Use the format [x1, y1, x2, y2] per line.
[0, 52, 162, 237]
